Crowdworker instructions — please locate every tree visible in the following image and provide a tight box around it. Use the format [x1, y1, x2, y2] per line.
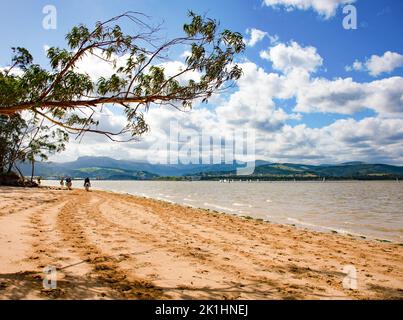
[0, 11, 244, 141]
[0, 114, 26, 173]
[24, 118, 69, 182]
[0, 113, 68, 181]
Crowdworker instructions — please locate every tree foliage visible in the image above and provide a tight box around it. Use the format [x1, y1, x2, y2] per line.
[0, 11, 245, 141]
[0, 113, 69, 178]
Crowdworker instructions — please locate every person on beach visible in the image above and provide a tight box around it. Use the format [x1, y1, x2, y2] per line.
[65, 177, 72, 190]
[60, 177, 64, 188]
[37, 177, 41, 186]
[84, 177, 91, 191]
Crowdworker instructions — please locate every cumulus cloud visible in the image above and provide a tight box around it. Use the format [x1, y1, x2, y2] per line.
[244, 28, 268, 47]
[0, 66, 24, 77]
[216, 61, 300, 131]
[294, 76, 403, 115]
[366, 52, 403, 76]
[260, 41, 323, 74]
[257, 116, 403, 165]
[159, 60, 201, 83]
[345, 60, 363, 72]
[262, 0, 356, 19]
[346, 51, 403, 77]
[74, 49, 130, 81]
[180, 50, 192, 59]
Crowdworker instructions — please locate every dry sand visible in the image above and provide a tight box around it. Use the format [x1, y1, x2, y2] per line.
[0, 186, 402, 300]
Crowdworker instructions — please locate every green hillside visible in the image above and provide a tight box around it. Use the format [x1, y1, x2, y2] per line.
[195, 163, 403, 180]
[70, 167, 158, 180]
[18, 156, 403, 180]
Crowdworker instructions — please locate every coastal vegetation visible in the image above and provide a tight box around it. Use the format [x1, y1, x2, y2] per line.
[0, 114, 68, 185]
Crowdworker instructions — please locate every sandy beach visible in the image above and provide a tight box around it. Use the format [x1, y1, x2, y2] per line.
[0, 186, 402, 300]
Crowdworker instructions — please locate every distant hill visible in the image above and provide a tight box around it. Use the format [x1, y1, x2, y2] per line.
[18, 156, 270, 179]
[68, 167, 158, 180]
[18, 157, 403, 180]
[309, 163, 403, 178]
[193, 162, 403, 180]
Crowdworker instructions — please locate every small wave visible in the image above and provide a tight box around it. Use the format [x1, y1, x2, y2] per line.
[232, 202, 253, 208]
[204, 202, 236, 212]
[155, 197, 175, 204]
[266, 199, 272, 203]
[183, 198, 195, 202]
[286, 217, 352, 235]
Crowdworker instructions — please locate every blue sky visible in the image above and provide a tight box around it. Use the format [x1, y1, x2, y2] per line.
[1, 0, 403, 164]
[1, 0, 402, 80]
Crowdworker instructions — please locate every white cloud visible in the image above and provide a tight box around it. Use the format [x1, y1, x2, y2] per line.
[180, 50, 192, 59]
[260, 116, 403, 164]
[294, 76, 403, 115]
[345, 60, 363, 72]
[318, 116, 403, 163]
[159, 60, 201, 83]
[346, 51, 403, 77]
[244, 28, 268, 47]
[74, 49, 130, 81]
[263, 0, 356, 19]
[260, 41, 323, 74]
[366, 52, 403, 77]
[216, 61, 300, 132]
[0, 66, 23, 77]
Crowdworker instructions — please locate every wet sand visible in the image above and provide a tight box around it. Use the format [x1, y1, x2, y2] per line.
[0, 186, 402, 300]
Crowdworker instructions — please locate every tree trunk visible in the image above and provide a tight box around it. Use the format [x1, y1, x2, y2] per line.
[31, 159, 35, 182]
[13, 164, 25, 181]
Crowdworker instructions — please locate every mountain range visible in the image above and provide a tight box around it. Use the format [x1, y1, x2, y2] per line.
[18, 156, 403, 180]
[19, 156, 264, 180]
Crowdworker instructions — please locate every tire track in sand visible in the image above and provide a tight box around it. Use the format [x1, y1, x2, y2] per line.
[93, 193, 326, 299]
[75, 193, 245, 299]
[56, 191, 165, 299]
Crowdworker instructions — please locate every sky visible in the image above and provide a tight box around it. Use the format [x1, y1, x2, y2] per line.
[1, 0, 403, 165]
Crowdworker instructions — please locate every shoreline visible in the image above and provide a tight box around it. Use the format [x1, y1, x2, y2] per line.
[1, 186, 402, 299]
[42, 183, 403, 245]
[98, 188, 401, 245]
